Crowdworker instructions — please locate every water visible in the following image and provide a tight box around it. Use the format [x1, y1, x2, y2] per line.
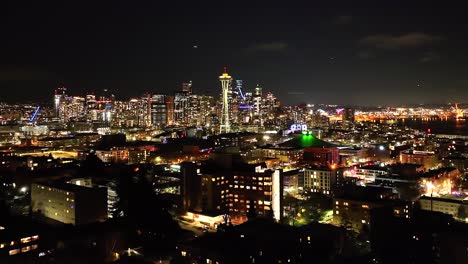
[397, 118, 467, 136]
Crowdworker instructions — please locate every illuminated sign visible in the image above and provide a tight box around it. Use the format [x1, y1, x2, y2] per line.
[290, 124, 308, 132]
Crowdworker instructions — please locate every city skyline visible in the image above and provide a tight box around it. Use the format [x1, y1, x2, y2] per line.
[2, 1, 468, 105]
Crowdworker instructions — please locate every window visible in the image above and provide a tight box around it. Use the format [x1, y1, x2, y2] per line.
[20, 237, 33, 244]
[9, 249, 20, 255]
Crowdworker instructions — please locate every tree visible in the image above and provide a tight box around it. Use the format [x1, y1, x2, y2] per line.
[457, 205, 467, 220]
[113, 168, 181, 257]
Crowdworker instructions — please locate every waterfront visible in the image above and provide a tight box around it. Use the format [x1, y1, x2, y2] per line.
[397, 118, 467, 136]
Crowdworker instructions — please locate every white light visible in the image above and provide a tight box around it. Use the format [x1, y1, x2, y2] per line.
[20, 186, 27, 193]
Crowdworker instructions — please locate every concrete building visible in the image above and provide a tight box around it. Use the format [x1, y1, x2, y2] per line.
[419, 196, 468, 222]
[302, 166, 337, 195]
[400, 150, 438, 170]
[95, 147, 129, 163]
[31, 182, 107, 225]
[332, 186, 405, 232]
[182, 159, 285, 223]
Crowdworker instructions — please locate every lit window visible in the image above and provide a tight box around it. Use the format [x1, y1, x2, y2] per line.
[20, 237, 32, 244]
[9, 249, 20, 255]
[181, 251, 187, 257]
[335, 211, 339, 215]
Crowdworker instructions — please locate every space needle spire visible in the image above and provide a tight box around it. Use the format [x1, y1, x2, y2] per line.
[219, 67, 233, 134]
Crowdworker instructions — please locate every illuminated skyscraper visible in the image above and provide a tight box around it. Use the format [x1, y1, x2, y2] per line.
[165, 95, 174, 125]
[151, 94, 167, 127]
[54, 86, 67, 118]
[174, 91, 189, 124]
[219, 68, 233, 133]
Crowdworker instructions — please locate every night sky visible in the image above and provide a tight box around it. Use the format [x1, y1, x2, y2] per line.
[1, 1, 467, 105]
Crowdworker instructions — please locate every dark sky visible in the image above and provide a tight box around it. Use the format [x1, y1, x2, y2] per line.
[1, 1, 467, 105]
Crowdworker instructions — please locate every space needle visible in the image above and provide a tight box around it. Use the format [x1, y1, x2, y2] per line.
[219, 67, 233, 134]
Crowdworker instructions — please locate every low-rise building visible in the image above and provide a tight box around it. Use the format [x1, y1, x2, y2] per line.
[400, 150, 438, 170]
[419, 196, 468, 222]
[0, 225, 40, 259]
[31, 181, 107, 225]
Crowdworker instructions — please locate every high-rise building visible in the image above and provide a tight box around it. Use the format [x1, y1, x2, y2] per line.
[174, 91, 189, 125]
[57, 95, 85, 123]
[54, 86, 67, 118]
[219, 68, 233, 133]
[151, 94, 167, 127]
[182, 81, 193, 94]
[165, 95, 174, 125]
[343, 107, 355, 122]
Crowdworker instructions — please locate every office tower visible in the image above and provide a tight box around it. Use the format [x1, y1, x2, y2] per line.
[57, 95, 85, 123]
[182, 81, 193, 94]
[165, 95, 174, 125]
[343, 107, 355, 122]
[54, 86, 67, 118]
[151, 94, 167, 127]
[187, 94, 200, 126]
[219, 68, 233, 133]
[174, 91, 189, 125]
[199, 95, 215, 126]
